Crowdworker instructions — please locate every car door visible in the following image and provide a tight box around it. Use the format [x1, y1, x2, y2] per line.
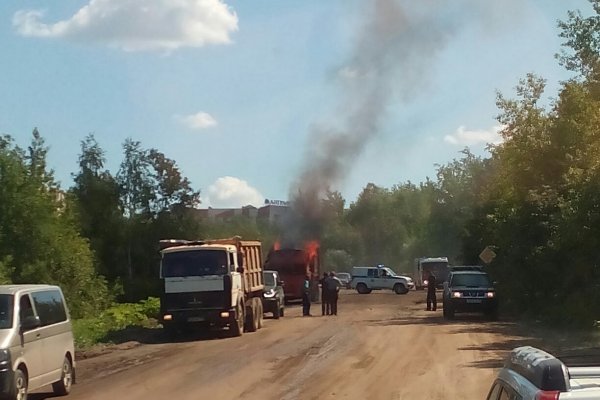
[31, 289, 70, 381]
[17, 293, 45, 389]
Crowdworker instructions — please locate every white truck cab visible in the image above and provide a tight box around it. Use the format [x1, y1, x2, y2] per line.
[350, 266, 414, 294]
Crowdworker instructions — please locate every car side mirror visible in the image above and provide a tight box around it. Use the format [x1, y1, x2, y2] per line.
[278, 280, 284, 286]
[20, 315, 41, 332]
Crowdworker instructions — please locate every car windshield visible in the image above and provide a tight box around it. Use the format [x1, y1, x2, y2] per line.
[384, 268, 398, 277]
[451, 274, 492, 288]
[263, 273, 276, 286]
[162, 250, 228, 278]
[0, 294, 14, 329]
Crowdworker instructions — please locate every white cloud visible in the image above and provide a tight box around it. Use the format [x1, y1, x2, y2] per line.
[177, 111, 218, 130]
[207, 177, 264, 208]
[444, 125, 504, 146]
[13, 0, 238, 52]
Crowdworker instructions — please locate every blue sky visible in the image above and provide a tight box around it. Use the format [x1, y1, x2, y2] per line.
[0, 0, 592, 208]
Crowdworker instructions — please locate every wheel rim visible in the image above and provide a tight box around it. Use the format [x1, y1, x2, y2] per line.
[63, 360, 72, 389]
[15, 373, 26, 400]
[237, 304, 244, 332]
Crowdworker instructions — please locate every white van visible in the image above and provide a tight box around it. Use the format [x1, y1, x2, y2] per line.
[0, 285, 75, 400]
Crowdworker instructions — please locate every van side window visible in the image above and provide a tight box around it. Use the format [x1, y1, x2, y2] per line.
[31, 290, 67, 326]
[19, 295, 35, 321]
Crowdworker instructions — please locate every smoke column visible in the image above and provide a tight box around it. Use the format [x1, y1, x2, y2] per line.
[285, 0, 513, 245]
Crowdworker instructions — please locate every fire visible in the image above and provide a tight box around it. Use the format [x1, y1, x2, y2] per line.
[304, 240, 319, 261]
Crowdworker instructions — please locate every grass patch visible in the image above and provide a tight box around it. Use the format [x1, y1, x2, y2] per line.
[73, 297, 160, 350]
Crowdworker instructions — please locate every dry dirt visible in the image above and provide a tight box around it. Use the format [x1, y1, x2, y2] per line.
[30, 291, 536, 400]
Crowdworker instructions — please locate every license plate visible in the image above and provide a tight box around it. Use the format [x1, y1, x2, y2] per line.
[466, 299, 482, 304]
[188, 316, 205, 322]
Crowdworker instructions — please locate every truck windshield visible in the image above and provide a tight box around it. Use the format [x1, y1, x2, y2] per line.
[451, 274, 491, 287]
[0, 294, 13, 329]
[162, 250, 228, 278]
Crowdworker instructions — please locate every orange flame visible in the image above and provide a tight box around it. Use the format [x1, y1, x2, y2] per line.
[304, 240, 319, 261]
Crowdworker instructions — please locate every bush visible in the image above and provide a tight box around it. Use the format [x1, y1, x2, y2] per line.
[72, 297, 160, 349]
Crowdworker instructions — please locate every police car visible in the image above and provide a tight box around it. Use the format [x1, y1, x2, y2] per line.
[487, 346, 600, 399]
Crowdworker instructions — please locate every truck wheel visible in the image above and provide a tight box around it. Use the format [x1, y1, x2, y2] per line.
[246, 300, 258, 332]
[257, 299, 264, 329]
[273, 300, 281, 319]
[356, 283, 369, 294]
[394, 283, 408, 295]
[229, 302, 244, 337]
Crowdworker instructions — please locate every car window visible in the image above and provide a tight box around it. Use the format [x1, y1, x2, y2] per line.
[451, 273, 491, 287]
[19, 294, 35, 321]
[0, 294, 13, 329]
[486, 383, 502, 400]
[31, 290, 67, 326]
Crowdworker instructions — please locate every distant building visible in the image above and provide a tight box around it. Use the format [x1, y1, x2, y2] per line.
[196, 202, 289, 225]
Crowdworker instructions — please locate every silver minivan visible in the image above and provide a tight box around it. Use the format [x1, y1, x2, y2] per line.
[0, 285, 75, 400]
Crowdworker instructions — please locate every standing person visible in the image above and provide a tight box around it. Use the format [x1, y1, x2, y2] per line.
[326, 272, 342, 316]
[426, 272, 437, 311]
[319, 272, 331, 316]
[302, 274, 312, 316]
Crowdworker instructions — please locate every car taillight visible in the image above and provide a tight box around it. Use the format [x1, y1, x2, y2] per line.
[535, 391, 559, 400]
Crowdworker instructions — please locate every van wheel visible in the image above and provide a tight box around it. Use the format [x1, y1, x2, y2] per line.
[13, 368, 27, 400]
[356, 283, 369, 294]
[273, 301, 281, 319]
[394, 284, 408, 295]
[52, 356, 73, 395]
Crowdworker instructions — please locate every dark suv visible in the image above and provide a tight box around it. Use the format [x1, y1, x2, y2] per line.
[262, 270, 285, 319]
[443, 270, 497, 319]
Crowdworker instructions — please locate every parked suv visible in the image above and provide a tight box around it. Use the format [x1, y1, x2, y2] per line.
[0, 285, 75, 400]
[351, 266, 414, 294]
[336, 273, 352, 289]
[487, 346, 600, 399]
[262, 270, 285, 319]
[443, 270, 498, 319]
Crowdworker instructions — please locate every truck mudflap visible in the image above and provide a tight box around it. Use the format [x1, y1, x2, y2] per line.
[162, 308, 237, 327]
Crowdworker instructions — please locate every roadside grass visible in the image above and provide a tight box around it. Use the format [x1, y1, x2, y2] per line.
[73, 297, 161, 350]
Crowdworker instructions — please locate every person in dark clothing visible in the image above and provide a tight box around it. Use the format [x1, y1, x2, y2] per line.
[302, 275, 312, 316]
[426, 272, 437, 311]
[326, 272, 342, 316]
[320, 272, 331, 316]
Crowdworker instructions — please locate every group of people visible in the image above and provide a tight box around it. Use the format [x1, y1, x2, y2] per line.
[301, 271, 342, 317]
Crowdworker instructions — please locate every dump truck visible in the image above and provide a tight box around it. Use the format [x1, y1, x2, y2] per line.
[264, 241, 320, 302]
[159, 236, 264, 337]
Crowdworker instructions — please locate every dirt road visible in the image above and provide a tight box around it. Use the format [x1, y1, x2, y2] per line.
[32, 291, 529, 400]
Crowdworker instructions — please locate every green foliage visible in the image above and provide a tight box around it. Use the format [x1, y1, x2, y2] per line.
[72, 297, 160, 349]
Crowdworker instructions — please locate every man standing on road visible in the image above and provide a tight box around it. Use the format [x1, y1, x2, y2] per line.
[326, 272, 342, 316]
[426, 272, 437, 311]
[302, 274, 312, 316]
[320, 272, 330, 316]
